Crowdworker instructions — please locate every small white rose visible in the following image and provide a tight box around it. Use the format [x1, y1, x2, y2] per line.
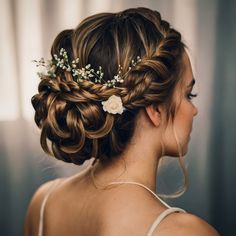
[101, 95, 125, 114]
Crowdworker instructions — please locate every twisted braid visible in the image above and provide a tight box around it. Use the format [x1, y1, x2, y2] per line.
[114, 9, 184, 112]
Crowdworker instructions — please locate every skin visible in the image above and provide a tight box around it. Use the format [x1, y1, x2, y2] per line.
[23, 51, 220, 236]
[90, 51, 198, 193]
[160, 51, 198, 157]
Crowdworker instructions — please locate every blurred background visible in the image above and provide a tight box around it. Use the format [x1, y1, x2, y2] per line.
[0, 0, 235, 235]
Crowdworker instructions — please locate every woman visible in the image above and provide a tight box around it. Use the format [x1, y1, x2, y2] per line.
[23, 7, 219, 236]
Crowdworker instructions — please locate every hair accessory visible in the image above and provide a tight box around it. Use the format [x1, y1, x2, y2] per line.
[101, 95, 125, 114]
[33, 48, 141, 88]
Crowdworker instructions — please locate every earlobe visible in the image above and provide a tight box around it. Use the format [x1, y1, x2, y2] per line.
[145, 104, 161, 127]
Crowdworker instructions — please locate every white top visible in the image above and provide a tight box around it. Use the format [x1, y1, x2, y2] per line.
[38, 179, 186, 236]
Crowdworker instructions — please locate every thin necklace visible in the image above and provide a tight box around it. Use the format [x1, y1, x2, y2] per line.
[89, 163, 171, 208]
[89, 159, 128, 190]
[90, 164, 125, 190]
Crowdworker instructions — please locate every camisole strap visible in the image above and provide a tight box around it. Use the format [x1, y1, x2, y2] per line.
[146, 207, 186, 236]
[38, 179, 61, 236]
[105, 181, 186, 236]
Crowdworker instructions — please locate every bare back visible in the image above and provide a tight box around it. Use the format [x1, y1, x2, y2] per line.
[23, 169, 219, 236]
[38, 171, 174, 236]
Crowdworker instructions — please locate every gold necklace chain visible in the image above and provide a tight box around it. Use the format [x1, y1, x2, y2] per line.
[89, 161, 171, 207]
[89, 160, 131, 190]
[90, 165, 110, 190]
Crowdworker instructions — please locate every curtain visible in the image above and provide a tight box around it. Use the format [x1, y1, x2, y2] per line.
[209, 0, 236, 234]
[1, 0, 234, 235]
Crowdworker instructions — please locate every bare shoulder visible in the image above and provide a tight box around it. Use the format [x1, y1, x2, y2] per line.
[153, 212, 220, 236]
[22, 178, 64, 236]
[100, 185, 168, 235]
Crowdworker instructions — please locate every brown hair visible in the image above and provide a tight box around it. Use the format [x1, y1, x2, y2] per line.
[32, 7, 185, 167]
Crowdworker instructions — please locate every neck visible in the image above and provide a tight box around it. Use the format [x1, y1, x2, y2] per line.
[89, 143, 162, 193]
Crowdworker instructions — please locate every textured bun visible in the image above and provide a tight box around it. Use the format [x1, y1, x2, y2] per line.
[32, 7, 185, 165]
[32, 71, 117, 165]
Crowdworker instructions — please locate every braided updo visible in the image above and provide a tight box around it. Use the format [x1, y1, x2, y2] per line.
[32, 7, 185, 165]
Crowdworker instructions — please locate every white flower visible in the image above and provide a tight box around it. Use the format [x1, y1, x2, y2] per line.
[101, 95, 125, 114]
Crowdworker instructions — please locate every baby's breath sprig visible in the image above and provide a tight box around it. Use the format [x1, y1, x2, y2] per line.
[104, 65, 123, 88]
[108, 56, 142, 88]
[32, 57, 57, 78]
[33, 48, 141, 88]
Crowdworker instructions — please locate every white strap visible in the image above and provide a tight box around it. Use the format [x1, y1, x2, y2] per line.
[106, 181, 186, 236]
[146, 207, 186, 236]
[38, 179, 60, 236]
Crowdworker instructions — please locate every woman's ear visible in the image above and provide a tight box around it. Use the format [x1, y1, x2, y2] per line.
[145, 104, 162, 127]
